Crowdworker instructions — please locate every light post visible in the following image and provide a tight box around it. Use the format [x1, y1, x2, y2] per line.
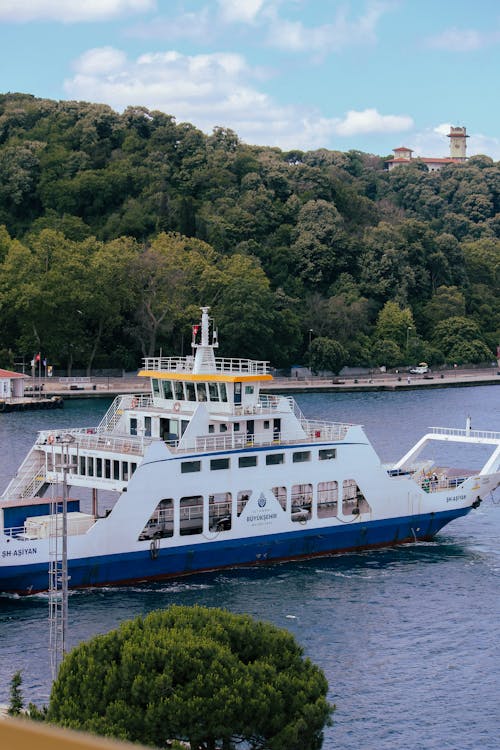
[406, 326, 412, 362]
[308, 329, 313, 377]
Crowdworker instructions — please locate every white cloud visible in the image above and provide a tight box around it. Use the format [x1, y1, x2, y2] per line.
[266, 1, 393, 53]
[335, 109, 413, 136]
[217, 0, 267, 24]
[0, 0, 155, 23]
[64, 45, 414, 152]
[426, 26, 500, 52]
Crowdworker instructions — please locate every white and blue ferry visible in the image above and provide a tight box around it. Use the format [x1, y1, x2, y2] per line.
[1, 307, 499, 595]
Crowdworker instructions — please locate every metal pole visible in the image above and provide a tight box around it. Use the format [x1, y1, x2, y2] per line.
[61, 447, 68, 656]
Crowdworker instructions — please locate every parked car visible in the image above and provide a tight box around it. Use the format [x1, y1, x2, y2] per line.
[409, 363, 429, 375]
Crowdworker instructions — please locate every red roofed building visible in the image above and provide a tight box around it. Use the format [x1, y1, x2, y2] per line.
[0, 368, 26, 399]
[386, 126, 469, 171]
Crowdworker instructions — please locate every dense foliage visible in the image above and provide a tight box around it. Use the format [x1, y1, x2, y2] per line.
[0, 93, 498, 372]
[47, 605, 333, 750]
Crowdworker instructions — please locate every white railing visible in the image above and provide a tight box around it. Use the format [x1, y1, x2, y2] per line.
[300, 419, 352, 442]
[142, 355, 269, 375]
[430, 426, 500, 442]
[1, 447, 46, 501]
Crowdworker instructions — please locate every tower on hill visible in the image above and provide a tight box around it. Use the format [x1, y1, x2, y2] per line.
[447, 126, 468, 161]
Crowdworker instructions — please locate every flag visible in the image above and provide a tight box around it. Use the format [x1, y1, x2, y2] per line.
[35, 353, 40, 362]
[43, 358, 47, 367]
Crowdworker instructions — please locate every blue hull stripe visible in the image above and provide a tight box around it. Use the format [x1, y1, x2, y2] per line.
[1, 507, 470, 595]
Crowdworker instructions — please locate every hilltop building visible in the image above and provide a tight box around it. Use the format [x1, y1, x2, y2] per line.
[386, 126, 469, 172]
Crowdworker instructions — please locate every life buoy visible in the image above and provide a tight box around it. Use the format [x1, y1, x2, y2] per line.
[47, 435, 55, 445]
[173, 402, 181, 412]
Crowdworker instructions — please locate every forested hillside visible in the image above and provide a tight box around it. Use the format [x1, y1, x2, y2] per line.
[0, 92, 498, 373]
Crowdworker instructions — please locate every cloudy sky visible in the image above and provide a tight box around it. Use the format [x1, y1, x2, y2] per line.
[1, 0, 499, 158]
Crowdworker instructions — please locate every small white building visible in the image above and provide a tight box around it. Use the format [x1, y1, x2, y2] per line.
[0, 368, 26, 399]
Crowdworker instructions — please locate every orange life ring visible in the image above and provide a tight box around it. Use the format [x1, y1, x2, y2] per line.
[47, 435, 55, 445]
[173, 402, 181, 412]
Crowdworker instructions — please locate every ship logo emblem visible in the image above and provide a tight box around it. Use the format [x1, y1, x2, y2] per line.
[258, 494, 267, 508]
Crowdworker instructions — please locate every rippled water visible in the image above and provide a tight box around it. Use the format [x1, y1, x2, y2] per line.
[1, 387, 499, 749]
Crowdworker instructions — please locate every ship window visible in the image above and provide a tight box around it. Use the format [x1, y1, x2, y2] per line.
[209, 492, 232, 533]
[139, 498, 173, 541]
[87, 457, 94, 477]
[162, 380, 173, 399]
[173, 381, 184, 400]
[211, 458, 230, 471]
[130, 417, 137, 436]
[291, 483, 312, 522]
[152, 379, 160, 397]
[220, 424, 227, 433]
[272, 486, 287, 511]
[318, 481, 338, 518]
[79, 456, 86, 475]
[181, 460, 201, 473]
[237, 490, 252, 516]
[245, 385, 254, 394]
[208, 382, 219, 401]
[264, 420, 270, 429]
[122, 462, 129, 481]
[342, 480, 370, 515]
[208, 424, 215, 433]
[144, 416, 152, 437]
[239, 455, 257, 468]
[113, 461, 120, 480]
[219, 383, 228, 402]
[196, 382, 207, 401]
[266, 453, 284, 465]
[234, 422, 240, 432]
[130, 462, 137, 475]
[105, 459, 111, 479]
[96, 458, 102, 478]
[319, 449, 336, 460]
[293, 451, 311, 463]
[186, 382, 196, 401]
[179, 496, 203, 536]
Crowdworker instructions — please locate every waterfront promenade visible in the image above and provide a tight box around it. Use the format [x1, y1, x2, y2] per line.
[29, 366, 500, 398]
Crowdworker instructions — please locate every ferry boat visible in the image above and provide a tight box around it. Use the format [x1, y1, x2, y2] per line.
[1, 307, 499, 596]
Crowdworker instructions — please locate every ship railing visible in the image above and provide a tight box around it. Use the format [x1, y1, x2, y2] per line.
[1, 446, 47, 501]
[300, 419, 352, 442]
[429, 426, 500, 442]
[420, 474, 469, 493]
[3, 524, 26, 538]
[142, 355, 269, 375]
[36, 428, 151, 456]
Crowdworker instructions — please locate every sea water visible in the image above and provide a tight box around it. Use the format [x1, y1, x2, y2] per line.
[0, 386, 499, 750]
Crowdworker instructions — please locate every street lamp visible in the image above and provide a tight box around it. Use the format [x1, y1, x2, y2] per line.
[406, 326, 412, 360]
[308, 329, 313, 376]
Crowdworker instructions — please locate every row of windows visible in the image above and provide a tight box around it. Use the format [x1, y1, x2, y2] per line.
[181, 448, 336, 473]
[72, 456, 137, 482]
[138, 479, 368, 541]
[153, 378, 230, 403]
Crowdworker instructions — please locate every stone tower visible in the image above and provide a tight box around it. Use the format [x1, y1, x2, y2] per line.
[448, 126, 468, 161]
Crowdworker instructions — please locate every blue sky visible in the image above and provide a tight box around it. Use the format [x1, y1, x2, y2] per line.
[1, 0, 499, 159]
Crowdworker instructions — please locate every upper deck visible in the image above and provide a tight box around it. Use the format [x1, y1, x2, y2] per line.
[140, 355, 271, 380]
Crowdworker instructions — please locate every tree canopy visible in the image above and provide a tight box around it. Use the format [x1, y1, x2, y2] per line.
[46, 605, 333, 750]
[0, 92, 498, 372]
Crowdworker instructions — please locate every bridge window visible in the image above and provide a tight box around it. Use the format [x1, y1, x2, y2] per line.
[162, 380, 173, 399]
[245, 385, 254, 394]
[197, 382, 207, 401]
[152, 379, 160, 397]
[219, 383, 228, 402]
[130, 417, 137, 436]
[186, 382, 196, 401]
[173, 381, 184, 400]
[208, 382, 219, 401]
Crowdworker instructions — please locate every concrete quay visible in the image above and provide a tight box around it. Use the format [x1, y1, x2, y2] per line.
[29, 367, 500, 398]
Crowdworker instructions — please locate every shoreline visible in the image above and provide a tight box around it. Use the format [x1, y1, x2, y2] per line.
[11, 368, 499, 400]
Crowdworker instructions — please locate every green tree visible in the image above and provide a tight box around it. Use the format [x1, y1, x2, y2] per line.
[8, 670, 24, 716]
[310, 337, 347, 374]
[47, 605, 333, 750]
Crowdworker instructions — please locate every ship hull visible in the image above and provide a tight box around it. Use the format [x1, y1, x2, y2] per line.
[0, 506, 470, 596]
